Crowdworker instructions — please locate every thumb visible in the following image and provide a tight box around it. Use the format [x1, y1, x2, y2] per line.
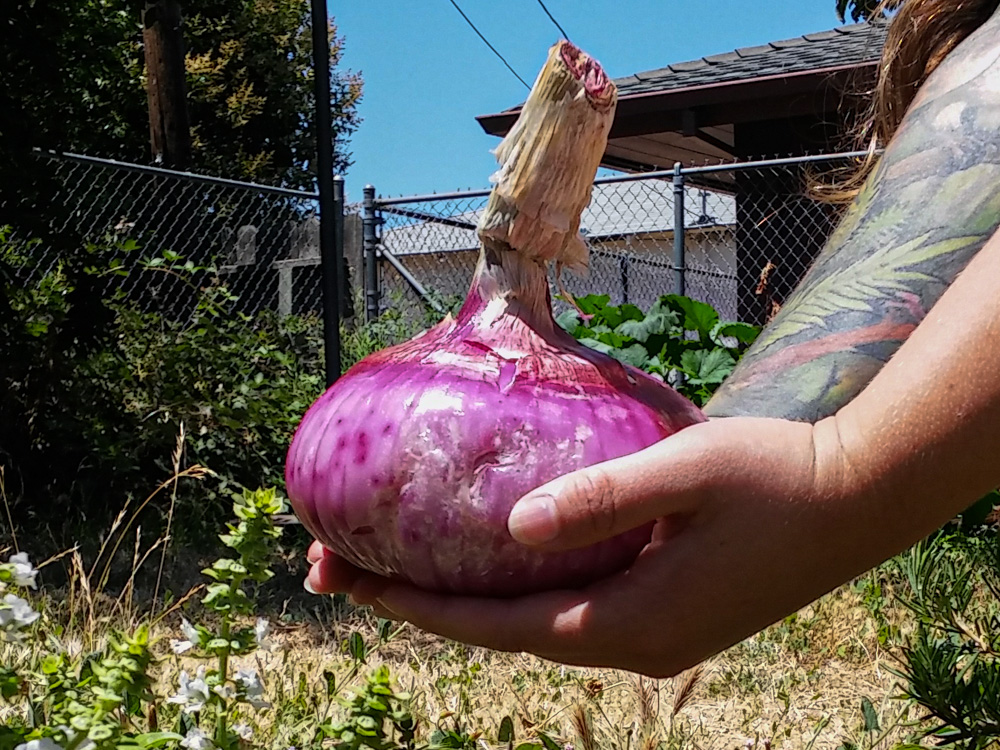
[507, 423, 716, 551]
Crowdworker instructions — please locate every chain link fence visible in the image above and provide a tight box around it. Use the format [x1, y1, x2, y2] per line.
[7, 150, 860, 332]
[2, 151, 348, 321]
[370, 152, 862, 327]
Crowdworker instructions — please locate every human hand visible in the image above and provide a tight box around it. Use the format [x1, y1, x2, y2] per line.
[305, 415, 902, 678]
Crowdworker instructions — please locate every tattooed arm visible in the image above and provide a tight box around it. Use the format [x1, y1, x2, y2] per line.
[706, 7, 1000, 422]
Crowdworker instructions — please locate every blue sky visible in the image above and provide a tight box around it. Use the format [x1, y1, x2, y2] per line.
[331, 1, 847, 203]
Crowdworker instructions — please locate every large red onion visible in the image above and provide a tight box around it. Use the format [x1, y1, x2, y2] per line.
[285, 42, 705, 597]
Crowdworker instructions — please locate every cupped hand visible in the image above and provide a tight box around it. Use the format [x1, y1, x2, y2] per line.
[306, 415, 890, 678]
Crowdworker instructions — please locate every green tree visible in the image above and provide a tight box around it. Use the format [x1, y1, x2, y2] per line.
[836, 0, 901, 22]
[0, 0, 361, 193]
[0, 0, 361, 352]
[184, 0, 362, 188]
[0, 1, 145, 240]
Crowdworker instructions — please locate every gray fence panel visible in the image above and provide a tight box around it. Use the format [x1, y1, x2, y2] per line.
[369, 152, 864, 327]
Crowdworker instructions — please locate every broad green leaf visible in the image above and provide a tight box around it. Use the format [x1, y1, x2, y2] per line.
[555, 308, 581, 333]
[348, 630, 367, 663]
[580, 339, 615, 356]
[680, 348, 735, 385]
[612, 344, 650, 369]
[588, 324, 626, 348]
[616, 305, 679, 343]
[709, 320, 760, 347]
[498, 716, 515, 743]
[0, 668, 20, 699]
[663, 295, 719, 337]
[598, 301, 644, 328]
[618, 303, 646, 322]
[861, 697, 880, 732]
[571, 294, 610, 317]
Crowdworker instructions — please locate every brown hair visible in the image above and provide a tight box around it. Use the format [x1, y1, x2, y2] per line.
[813, 0, 999, 203]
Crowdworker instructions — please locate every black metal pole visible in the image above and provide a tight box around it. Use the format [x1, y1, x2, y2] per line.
[362, 185, 380, 322]
[672, 162, 686, 297]
[619, 254, 630, 304]
[333, 174, 346, 317]
[311, 0, 341, 386]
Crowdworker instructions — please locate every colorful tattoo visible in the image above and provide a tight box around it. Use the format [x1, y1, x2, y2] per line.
[707, 9, 1000, 422]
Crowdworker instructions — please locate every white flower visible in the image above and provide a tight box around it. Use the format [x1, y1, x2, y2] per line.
[170, 618, 201, 654]
[232, 723, 253, 741]
[180, 728, 214, 750]
[254, 617, 275, 651]
[235, 668, 270, 709]
[181, 618, 200, 642]
[212, 683, 234, 699]
[9, 553, 38, 589]
[15, 739, 63, 750]
[167, 666, 211, 714]
[0, 593, 40, 638]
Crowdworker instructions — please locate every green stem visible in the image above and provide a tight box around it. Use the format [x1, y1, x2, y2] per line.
[215, 576, 241, 747]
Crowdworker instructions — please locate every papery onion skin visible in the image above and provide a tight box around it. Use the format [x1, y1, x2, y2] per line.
[285, 258, 705, 597]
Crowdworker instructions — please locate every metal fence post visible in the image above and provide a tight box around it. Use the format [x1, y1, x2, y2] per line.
[362, 185, 380, 322]
[318, 171, 342, 386]
[618, 253, 631, 304]
[672, 163, 686, 297]
[332, 175, 346, 314]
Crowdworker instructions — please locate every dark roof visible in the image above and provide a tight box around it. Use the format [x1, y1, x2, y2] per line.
[613, 22, 887, 98]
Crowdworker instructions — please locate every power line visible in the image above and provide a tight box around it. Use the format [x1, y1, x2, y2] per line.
[446, 0, 530, 90]
[535, 0, 570, 40]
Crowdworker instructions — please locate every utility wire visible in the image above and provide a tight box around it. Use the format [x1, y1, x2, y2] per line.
[535, 0, 570, 40]
[446, 0, 531, 90]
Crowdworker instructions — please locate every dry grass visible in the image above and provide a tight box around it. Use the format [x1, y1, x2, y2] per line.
[2, 571, 923, 749]
[147, 577, 917, 750]
[0, 443, 927, 749]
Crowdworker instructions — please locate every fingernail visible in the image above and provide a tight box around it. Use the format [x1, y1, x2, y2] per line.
[303, 578, 317, 595]
[508, 494, 559, 544]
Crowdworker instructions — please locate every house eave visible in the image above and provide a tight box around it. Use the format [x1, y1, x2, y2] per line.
[476, 60, 877, 166]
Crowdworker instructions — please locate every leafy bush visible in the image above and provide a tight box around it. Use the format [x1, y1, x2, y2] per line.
[0, 487, 592, 750]
[558, 293, 761, 406]
[890, 527, 1000, 749]
[1, 232, 428, 545]
[3, 218, 761, 548]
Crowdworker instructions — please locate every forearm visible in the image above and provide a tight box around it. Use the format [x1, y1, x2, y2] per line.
[707, 6, 1000, 422]
[812, 224, 1000, 556]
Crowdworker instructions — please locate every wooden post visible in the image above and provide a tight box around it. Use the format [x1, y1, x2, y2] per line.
[143, 1, 191, 168]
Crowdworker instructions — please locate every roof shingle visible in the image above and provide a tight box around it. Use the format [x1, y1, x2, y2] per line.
[612, 22, 887, 97]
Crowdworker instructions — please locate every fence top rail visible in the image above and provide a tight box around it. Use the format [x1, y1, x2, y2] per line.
[35, 149, 323, 201]
[373, 149, 878, 207]
[377, 187, 492, 205]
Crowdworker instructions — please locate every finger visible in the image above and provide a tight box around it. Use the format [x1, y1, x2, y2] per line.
[370, 603, 398, 620]
[372, 583, 592, 656]
[306, 540, 326, 564]
[307, 553, 372, 594]
[507, 421, 718, 550]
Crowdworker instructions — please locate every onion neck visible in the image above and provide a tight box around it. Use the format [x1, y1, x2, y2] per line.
[454, 239, 559, 339]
